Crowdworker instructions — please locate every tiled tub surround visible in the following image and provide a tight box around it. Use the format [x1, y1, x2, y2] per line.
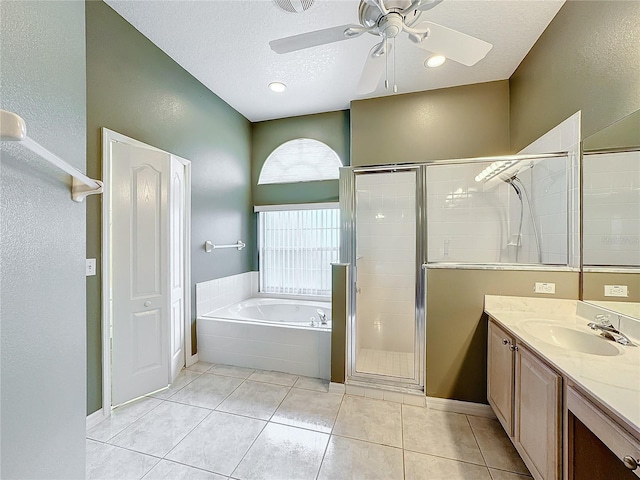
[87, 362, 532, 480]
[196, 272, 258, 317]
[583, 150, 640, 267]
[484, 295, 640, 437]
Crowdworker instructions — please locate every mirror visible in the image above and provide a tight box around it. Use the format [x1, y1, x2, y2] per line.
[582, 109, 640, 320]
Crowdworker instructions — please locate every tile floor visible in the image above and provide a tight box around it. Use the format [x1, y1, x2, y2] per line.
[87, 362, 532, 480]
[356, 348, 414, 378]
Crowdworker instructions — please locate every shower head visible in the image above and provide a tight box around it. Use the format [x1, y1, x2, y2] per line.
[501, 173, 522, 198]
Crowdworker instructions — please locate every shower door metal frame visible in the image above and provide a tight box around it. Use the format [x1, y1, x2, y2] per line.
[340, 165, 426, 392]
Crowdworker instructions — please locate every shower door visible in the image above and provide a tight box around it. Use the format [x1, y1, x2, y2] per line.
[345, 166, 425, 390]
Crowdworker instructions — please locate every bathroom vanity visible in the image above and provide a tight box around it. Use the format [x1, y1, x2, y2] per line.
[485, 295, 640, 480]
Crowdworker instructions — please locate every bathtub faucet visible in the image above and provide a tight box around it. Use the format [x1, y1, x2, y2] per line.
[316, 309, 328, 325]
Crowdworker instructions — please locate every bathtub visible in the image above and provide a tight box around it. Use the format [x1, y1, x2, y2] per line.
[197, 297, 332, 380]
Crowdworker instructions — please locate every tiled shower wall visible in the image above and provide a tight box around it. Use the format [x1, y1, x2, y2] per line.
[507, 157, 568, 265]
[583, 150, 640, 266]
[427, 163, 510, 263]
[426, 156, 569, 265]
[196, 272, 258, 316]
[355, 171, 416, 353]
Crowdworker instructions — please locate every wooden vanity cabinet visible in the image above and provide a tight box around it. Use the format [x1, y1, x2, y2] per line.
[488, 320, 515, 435]
[514, 344, 562, 480]
[487, 318, 562, 480]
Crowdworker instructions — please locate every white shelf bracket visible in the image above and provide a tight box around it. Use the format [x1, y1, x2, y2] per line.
[72, 178, 103, 203]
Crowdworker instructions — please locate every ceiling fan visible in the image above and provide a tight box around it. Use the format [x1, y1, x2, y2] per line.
[269, 0, 493, 94]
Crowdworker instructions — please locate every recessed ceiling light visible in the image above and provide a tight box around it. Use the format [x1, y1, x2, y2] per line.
[425, 55, 446, 68]
[269, 82, 287, 93]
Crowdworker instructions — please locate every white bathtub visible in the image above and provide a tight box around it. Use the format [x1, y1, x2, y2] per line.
[197, 297, 332, 379]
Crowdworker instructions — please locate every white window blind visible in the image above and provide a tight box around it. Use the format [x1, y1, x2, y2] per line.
[257, 138, 343, 185]
[258, 208, 340, 296]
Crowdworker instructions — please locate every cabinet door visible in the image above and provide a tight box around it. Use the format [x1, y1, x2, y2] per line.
[487, 319, 515, 436]
[515, 344, 562, 480]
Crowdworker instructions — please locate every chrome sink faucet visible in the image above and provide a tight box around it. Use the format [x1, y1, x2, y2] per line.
[588, 314, 634, 346]
[316, 309, 328, 325]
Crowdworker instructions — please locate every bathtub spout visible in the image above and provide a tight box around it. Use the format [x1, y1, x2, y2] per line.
[317, 309, 328, 325]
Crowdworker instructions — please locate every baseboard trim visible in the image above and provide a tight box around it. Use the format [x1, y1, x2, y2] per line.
[329, 382, 345, 394]
[426, 396, 496, 418]
[186, 353, 199, 368]
[86, 408, 108, 430]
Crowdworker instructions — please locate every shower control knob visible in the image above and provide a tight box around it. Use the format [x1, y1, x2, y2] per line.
[144, 301, 151, 307]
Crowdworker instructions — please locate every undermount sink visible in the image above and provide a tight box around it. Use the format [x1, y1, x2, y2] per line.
[519, 320, 623, 356]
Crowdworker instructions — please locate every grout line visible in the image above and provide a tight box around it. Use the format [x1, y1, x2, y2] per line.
[401, 403, 406, 480]
[141, 458, 223, 479]
[465, 414, 489, 467]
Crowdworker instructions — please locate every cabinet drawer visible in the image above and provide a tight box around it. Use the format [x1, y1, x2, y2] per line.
[567, 386, 640, 478]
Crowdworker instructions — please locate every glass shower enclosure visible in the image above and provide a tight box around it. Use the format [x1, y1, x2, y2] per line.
[340, 166, 426, 391]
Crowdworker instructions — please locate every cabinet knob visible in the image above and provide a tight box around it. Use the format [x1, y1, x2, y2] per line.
[623, 455, 638, 470]
[510, 345, 519, 351]
[502, 339, 510, 345]
[144, 301, 151, 307]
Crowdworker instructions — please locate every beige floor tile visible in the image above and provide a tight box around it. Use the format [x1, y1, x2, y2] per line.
[402, 405, 484, 465]
[248, 370, 299, 386]
[333, 395, 402, 447]
[294, 376, 330, 392]
[149, 370, 203, 400]
[209, 364, 255, 379]
[142, 460, 226, 479]
[468, 416, 530, 475]
[489, 468, 533, 480]
[187, 362, 215, 373]
[232, 423, 329, 480]
[317, 435, 404, 480]
[271, 388, 343, 433]
[166, 411, 265, 476]
[87, 396, 162, 442]
[86, 439, 159, 480]
[404, 450, 492, 480]
[109, 402, 210, 457]
[216, 380, 289, 420]
[169, 373, 243, 409]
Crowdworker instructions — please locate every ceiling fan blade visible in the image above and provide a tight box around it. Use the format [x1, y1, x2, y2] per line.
[413, 21, 492, 66]
[356, 42, 392, 95]
[270, 24, 362, 54]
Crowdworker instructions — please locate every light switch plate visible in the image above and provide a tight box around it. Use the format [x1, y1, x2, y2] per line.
[86, 258, 96, 276]
[534, 282, 556, 294]
[604, 285, 628, 297]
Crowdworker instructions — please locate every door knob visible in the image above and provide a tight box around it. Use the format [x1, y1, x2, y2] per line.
[144, 301, 151, 307]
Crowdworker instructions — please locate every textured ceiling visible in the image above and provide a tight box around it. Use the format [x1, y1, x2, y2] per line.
[106, 0, 564, 122]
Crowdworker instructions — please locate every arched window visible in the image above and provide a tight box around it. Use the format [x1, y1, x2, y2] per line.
[258, 138, 343, 185]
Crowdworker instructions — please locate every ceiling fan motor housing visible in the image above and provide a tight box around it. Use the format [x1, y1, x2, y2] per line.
[379, 12, 405, 38]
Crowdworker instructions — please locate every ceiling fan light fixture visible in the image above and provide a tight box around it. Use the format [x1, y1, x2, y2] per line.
[425, 54, 446, 67]
[268, 82, 287, 93]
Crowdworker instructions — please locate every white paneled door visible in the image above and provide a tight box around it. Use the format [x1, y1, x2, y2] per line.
[111, 142, 185, 406]
[169, 157, 185, 382]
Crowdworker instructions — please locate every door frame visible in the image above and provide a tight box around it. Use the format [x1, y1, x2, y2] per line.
[100, 128, 193, 417]
[339, 164, 427, 392]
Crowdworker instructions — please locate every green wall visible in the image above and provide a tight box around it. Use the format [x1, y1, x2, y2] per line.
[86, 1, 253, 415]
[1, 1, 87, 476]
[350, 80, 510, 166]
[251, 110, 350, 206]
[509, 0, 640, 152]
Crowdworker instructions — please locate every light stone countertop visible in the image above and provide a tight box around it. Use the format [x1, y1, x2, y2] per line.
[484, 295, 640, 439]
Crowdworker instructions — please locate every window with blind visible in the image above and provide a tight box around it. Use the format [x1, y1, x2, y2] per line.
[257, 205, 340, 297]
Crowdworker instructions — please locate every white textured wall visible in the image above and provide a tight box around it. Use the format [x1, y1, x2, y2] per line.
[583, 150, 640, 266]
[0, 1, 87, 478]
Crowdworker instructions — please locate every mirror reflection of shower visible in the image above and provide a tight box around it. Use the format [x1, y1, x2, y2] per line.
[501, 165, 542, 263]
